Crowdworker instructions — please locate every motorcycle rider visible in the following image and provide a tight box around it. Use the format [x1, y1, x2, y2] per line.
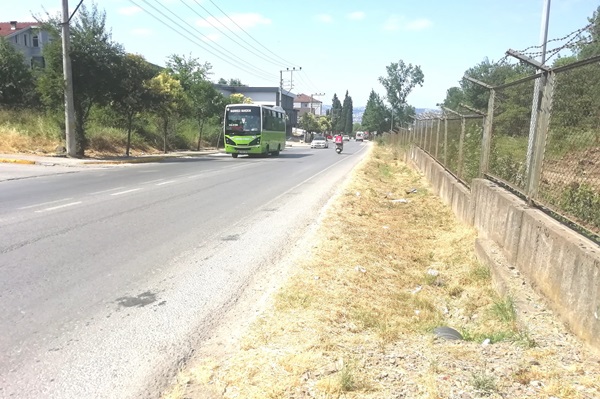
[334, 132, 343, 150]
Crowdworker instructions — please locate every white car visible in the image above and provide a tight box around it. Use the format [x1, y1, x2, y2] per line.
[310, 135, 329, 148]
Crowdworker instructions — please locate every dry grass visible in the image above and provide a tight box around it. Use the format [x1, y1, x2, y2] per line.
[162, 143, 600, 399]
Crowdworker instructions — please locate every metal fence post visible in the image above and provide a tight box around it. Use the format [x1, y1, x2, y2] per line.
[526, 71, 554, 204]
[444, 117, 448, 166]
[435, 118, 440, 159]
[479, 88, 495, 177]
[457, 116, 466, 178]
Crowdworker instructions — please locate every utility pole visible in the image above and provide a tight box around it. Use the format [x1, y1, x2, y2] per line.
[62, 0, 76, 157]
[278, 66, 301, 107]
[526, 0, 551, 172]
[310, 92, 325, 115]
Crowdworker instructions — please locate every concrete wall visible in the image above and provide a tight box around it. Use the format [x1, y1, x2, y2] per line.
[406, 145, 600, 351]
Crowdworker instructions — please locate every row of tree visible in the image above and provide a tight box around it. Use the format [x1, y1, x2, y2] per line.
[0, 3, 249, 157]
[297, 61, 426, 138]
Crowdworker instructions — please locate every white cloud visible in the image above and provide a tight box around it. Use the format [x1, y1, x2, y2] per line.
[405, 18, 432, 31]
[347, 11, 365, 21]
[131, 28, 152, 37]
[315, 14, 333, 23]
[195, 13, 271, 31]
[383, 15, 432, 32]
[202, 33, 220, 42]
[118, 6, 142, 16]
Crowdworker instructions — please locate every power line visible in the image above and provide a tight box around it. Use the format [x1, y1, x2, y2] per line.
[128, 0, 276, 82]
[208, 0, 300, 68]
[186, 0, 288, 68]
[143, 0, 276, 80]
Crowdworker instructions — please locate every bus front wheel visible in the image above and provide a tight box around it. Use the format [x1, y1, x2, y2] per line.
[232, 153, 238, 158]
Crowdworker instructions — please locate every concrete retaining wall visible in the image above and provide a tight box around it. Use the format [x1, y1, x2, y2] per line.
[406, 145, 600, 351]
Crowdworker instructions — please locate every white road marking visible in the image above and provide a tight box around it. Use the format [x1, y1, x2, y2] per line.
[35, 201, 82, 213]
[90, 186, 126, 195]
[141, 178, 165, 184]
[19, 198, 74, 210]
[111, 188, 142, 196]
[156, 180, 176, 186]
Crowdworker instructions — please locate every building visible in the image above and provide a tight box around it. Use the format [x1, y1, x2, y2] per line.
[214, 85, 297, 136]
[0, 21, 51, 68]
[294, 93, 323, 118]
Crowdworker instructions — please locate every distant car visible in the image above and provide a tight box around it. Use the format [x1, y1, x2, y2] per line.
[311, 135, 329, 148]
[356, 132, 365, 142]
[343, 135, 350, 141]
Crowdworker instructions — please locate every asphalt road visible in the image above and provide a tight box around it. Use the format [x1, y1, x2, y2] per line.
[0, 141, 369, 399]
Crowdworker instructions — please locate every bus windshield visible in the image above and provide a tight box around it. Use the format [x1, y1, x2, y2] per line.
[225, 106, 261, 135]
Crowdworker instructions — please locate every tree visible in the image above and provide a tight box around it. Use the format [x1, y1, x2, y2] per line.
[229, 93, 252, 104]
[330, 93, 342, 133]
[166, 54, 211, 91]
[378, 60, 424, 125]
[39, 3, 125, 156]
[577, 5, 600, 59]
[439, 87, 465, 111]
[299, 112, 319, 133]
[318, 115, 331, 134]
[112, 53, 158, 156]
[146, 71, 187, 153]
[0, 37, 35, 106]
[341, 91, 353, 134]
[217, 77, 246, 86]
[166, 54, 224, 150]
[362, 89, 390, 134]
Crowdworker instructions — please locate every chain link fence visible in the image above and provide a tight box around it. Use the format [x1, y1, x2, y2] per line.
[488, 79, 535, 192]
[539, 61, 600, 234]
[386, 54, 600, 240]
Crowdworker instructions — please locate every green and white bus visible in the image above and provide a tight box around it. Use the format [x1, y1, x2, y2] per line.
[224, 103, 287, 158]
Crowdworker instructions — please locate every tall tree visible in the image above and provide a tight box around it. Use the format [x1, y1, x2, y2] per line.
[146, 71, 187, 153]
[166, 54, 223, 150]
[378, 60, 424, 125]
[577, 5, 600, 59]
[341, 91, 353, 134]
[330, 93, 342, 133]
[362, 89, 390, 134]
[0, 37, 35, 106]
[112, 53, 158, 156]
[39, 3, 125, 156]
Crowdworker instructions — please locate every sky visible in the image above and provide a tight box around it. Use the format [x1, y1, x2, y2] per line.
[9, 0, 600, 108]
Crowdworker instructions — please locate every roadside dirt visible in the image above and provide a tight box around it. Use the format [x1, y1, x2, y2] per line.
[162, 143, 600, 399]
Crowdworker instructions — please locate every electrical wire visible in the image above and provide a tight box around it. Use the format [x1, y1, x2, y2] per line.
[209, 0, 300, 68]
[143, 0, 276, 80]
[128, 0, 277, 82]
[186, 0, 288, 68]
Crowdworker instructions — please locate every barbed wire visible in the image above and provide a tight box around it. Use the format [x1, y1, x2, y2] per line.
[516, 22, 593, 55]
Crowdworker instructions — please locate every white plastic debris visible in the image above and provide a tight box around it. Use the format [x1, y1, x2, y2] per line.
[411, 286, 422, 294]
[391, 199, 409, 203]
[414, 309, 421, 316]
[482, 338, 491, 346]
[355, 191, 361, 197]
[427, 269, 439, 276]
[314, 276, 320, 280]
[383, 225, 389, 229]
[355, 266, 366, 273]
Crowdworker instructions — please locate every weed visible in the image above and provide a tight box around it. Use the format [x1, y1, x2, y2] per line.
[491, 296, 517, 324]
[471, 371, 497, 395]
[469, 264, 491, 281]
[339, 365, 356, 392]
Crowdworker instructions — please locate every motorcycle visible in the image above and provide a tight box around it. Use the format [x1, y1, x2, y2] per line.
[335, 142, 343, 154]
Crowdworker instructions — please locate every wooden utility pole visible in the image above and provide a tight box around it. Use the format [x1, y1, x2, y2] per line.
[61, 0, 76, 157]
